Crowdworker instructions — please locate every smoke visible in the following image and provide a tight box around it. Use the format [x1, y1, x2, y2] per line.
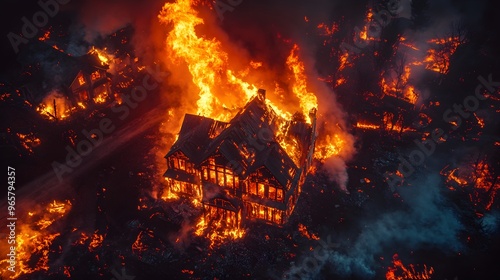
[307, 174, 463, 278]
[481, 211, 500, 234]
[322, 157, 349, 193]
[73, 0, 167, 61]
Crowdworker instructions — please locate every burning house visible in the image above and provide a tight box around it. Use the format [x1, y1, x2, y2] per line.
[68, 51, 113, 107]
[16, 42, 113, 121]
[164, 89, 317, 229]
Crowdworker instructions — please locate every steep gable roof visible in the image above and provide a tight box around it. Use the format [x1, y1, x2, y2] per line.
[166, 90, 313, 189]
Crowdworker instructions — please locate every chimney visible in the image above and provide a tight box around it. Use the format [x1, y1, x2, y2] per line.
[309, 108, 317, 122]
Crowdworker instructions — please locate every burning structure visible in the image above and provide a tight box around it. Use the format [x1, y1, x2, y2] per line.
[164, 89, 316, 230]
[18, 43, 114, 121]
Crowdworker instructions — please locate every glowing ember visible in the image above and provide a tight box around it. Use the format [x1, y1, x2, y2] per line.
[381, 65, 419, 105]
[317, 22, 339, 36]
[0, 200, 72, 279]
[38, 30, 51, 42]
[88, 231, 105, 252]
[155, 0, 355, 252]
[358, 9, 375, 41]
[386, 254, 434, 280]
[441, 161, 499, 211]
[424, 37, 463, 74]
[298, 223, 320, 240]
[16, 132, 41, 154]
[356, 122, 380, 130]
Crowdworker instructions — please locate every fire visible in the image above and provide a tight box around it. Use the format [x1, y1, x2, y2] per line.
[194, 213, 245, 248]
[356, 122, 380, 130]
[381, 65, 419, 105]
[0, 200, 72, 279]
[286, 44, 318, 124]
[473, 113, 485, 128]
[445, 168, 468, 187]
[424, 37, 463, 74]
[93, 90, 110, 104]
[399, 37, 419, 51]
[89, 46, 113, 66]
[317, 22, 339, 36]
[16, 132, 41, 154]
[88, 231, 105, 252]
[314, 133, 345, 160]
[249, 60, 263, 69]
[298, 223, 320, 240]
[38, 30, 51, 42]
[157, 0, 350, 245]
[160, 178, 180, 200]
[36, 90, 74, 121]
[386, 254, 434, 280]
[441, 161, 499, 210]
[338, 52, 350, 72]
[358, 9, 375, 41]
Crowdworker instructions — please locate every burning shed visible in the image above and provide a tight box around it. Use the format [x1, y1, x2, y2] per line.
[164, 89, 316, 230]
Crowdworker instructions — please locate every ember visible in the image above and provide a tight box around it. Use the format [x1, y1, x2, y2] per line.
[386, 254, 434, 280]
[0, 200, 72, 279]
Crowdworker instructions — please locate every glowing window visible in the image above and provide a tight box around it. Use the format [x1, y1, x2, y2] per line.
[258, 183, 265, 197]
[217, 172, 224, 186]
[268, 186, 276, 200]
[78, 75, 85, 86]
[250, 182, 257, 195]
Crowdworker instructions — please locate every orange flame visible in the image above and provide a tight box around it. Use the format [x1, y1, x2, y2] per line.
[286, 44, 318, 124]
[36, 90, 74, 121]
[298, 223, 320, 240]
[386, 254, 434, 280]
[0, 200, 72, 279]
[424, 37, 462, 74]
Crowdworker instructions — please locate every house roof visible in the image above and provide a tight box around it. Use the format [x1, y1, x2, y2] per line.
[165, 92, 313, 189]
[165, 114, 229, 164]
